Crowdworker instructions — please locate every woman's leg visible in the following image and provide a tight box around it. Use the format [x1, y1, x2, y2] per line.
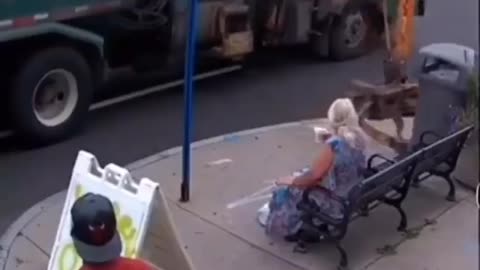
[265, 187, 305, 238]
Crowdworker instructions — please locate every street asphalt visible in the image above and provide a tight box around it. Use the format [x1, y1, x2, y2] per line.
[0, 0, 477, 235]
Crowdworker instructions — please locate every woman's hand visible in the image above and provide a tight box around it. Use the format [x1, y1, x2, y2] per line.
[275, 176, 295, 186]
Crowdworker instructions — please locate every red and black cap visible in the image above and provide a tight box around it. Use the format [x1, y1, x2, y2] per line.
[70, 193, 122, 263]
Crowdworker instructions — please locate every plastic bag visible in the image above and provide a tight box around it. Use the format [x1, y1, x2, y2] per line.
[257, 202, 270, 227]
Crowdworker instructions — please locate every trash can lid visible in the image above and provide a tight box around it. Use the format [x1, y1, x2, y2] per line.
[419, 43, 477, 70]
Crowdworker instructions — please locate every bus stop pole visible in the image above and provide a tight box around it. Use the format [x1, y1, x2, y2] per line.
[181, 0, 199, 202]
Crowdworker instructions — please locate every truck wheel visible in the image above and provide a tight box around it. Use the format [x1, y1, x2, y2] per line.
[8, 47, 93, 145]
[329, 6, 374, 61]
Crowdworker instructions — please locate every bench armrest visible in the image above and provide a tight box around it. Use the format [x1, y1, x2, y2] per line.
[367, 154, 395, 169]
[302, 186, 347, 209]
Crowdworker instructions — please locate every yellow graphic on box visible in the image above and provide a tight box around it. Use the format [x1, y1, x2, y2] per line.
[57, 184, 140, 270]
[59, 243, 82, 270]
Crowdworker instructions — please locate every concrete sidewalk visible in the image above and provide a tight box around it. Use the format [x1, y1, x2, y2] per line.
[0, 118, 477, 270]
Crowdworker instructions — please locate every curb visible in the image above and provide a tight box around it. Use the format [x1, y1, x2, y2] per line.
[0, 118, 326, 269]
[127, 118, 327, 171]
[0, 191, 66, 270]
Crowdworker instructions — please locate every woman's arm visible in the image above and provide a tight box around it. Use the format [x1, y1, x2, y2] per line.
[290, 145, 335, 188]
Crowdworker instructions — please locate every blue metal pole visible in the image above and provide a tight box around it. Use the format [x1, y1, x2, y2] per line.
[181, 0, 199, 202]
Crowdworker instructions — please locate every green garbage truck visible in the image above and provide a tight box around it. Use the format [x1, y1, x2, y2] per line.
[0, 0, 424, 145]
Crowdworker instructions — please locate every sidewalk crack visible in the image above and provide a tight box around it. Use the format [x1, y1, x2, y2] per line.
[22, 234, 49, 257]
[361, 199, 464, 270]
[170, 198, 308, 270]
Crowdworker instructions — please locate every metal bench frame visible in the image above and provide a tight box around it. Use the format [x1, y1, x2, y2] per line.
[294, 126, 473, 270]
[367, 126, 473, 201]
[296, 150, 422, 270]
[410, 126, 474, 201]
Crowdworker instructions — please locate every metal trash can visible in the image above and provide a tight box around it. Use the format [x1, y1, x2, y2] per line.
[410, 43, 477, 147]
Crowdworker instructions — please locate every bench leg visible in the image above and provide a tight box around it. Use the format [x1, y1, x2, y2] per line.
[382, 198, 408, 231]
[418, 170, 456, 201]
[411, 176, 421, 188]
[293, 240, 308, 254]
[444, 175, 456, 202]
[358, 205, 369, 217]
[412, 173, 429, 188]
[412, 172, 435, 188]
[335, 242, 349, 270]
[297, 240, 349, 269]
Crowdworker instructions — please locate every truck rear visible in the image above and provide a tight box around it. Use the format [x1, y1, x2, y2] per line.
[0, 0, 423, 146]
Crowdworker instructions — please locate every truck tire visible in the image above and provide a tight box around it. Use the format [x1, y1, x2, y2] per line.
[328, 5, 375, 61]
[8, 47, 93, 146]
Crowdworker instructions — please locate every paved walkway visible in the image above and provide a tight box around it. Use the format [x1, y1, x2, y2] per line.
[0, 118, 477, 270]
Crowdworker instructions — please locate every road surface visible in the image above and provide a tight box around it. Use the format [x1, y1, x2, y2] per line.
[0, 0, 477, 235]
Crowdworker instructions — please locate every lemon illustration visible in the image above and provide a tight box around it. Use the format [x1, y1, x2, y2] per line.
[118, 215, 138, 258]
[75, 185, 87, 199]
[109, 202, 139, 258]
[59, 243, 82, 270]
[119, 215, 136, 238]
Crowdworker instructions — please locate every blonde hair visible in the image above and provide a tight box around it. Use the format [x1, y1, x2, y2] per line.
[327, 98, 359, 129]
[327, 98, 366, 149]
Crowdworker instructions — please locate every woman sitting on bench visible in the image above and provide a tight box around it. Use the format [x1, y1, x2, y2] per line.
[265, 98, 368, 241]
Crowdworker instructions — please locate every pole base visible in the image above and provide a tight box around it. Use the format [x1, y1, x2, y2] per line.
[180, 183, 190, 202]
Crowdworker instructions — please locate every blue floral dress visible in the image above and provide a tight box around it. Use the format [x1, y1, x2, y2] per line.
[265, 135, 366, 238]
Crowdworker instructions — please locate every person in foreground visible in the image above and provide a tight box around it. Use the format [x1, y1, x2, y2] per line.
[265, 98, 367, 241]
[71, 192, 160, 270]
